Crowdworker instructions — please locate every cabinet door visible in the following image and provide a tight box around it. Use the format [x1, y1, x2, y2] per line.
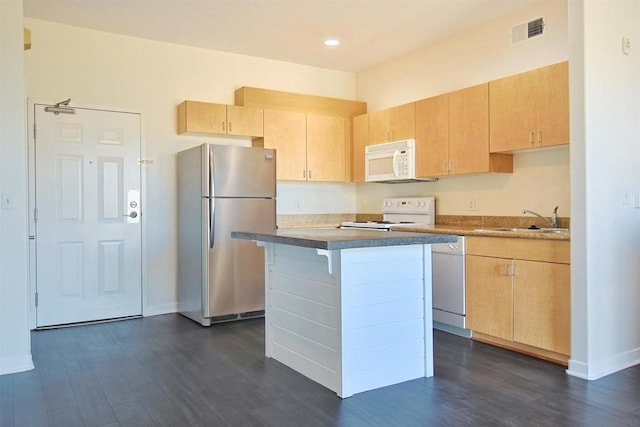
[489, 69, 538, 152]
[535, 61, 569, 148]
[369, 109, 390, 145]
[263, 110, 307, 181]
[389, 102, 416, 141]
[351, 114, 369, 182]
[178, 101, 226, 134]
[490, 62, 569, 152]
[466, 255, 513, 341]
[226, 105, 263, 137]
[306, 114, 347, 182]
[448, 84, 490, 175]
[415, 94, 448, 177]
[513, 260, 571, 355]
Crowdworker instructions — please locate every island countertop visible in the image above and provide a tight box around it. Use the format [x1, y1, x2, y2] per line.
[231, 228, 457, 250]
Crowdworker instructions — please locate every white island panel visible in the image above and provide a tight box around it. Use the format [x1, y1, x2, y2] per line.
[266, 244, 342, 394]
[261, 242, 432, 398]
[340, 245, 427, 398]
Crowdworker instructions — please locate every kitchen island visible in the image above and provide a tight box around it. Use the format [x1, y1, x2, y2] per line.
[232, 228, 456, 398]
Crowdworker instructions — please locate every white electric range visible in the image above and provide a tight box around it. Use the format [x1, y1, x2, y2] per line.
[340, 197, 435, 231]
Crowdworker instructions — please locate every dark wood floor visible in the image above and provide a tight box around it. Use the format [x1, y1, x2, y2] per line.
[2, 314, 640, 427]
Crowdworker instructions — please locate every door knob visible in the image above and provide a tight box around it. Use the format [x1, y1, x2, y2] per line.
[124, 211, 138, 218]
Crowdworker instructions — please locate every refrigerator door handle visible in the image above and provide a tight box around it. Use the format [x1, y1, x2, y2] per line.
[209, 197, 215, 249]
[205, 144, 215, 249]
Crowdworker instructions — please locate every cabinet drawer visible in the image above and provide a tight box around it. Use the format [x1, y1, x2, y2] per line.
[466, 236, 569, 264]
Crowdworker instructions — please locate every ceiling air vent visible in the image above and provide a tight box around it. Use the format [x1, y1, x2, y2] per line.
[511, 17, 545, 44]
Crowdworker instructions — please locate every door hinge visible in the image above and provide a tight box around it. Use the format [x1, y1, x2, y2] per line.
[35, 292, 39, 307]
[33, 123, 37, 140]
[34, 208, 38, 223]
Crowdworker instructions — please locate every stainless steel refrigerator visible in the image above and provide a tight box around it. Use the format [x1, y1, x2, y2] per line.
[177, 143, 276, 326]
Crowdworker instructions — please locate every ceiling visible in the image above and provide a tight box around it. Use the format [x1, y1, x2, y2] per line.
[23, 0, 544, 73]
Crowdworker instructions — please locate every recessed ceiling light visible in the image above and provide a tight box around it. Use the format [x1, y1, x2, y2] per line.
[324, 38, 340, 47]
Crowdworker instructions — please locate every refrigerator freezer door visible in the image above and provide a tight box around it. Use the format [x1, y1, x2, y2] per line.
[208, 145, 276, 198]
[205, 197, 276, 317]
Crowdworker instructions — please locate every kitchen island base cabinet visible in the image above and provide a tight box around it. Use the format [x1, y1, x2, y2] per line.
[260, 242, 433, 398]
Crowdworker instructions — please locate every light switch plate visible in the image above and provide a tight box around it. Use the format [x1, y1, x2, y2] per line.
[1, 192, 14, 210]
[622, 36, 631, 55]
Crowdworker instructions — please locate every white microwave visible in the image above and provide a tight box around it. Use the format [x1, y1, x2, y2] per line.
[365, 139, 437, 183]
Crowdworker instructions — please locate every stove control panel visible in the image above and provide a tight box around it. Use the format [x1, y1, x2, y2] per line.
[381, 197, 435, 215]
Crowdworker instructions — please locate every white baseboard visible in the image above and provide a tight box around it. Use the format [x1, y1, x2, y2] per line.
[567, 347, 640, 380]
[144, 302, 177, 317]
[0, 354, 34, 375]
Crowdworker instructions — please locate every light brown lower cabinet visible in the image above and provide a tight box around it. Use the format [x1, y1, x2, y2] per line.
[465, 237, 570, 364]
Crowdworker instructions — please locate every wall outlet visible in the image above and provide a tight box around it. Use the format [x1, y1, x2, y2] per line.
[294, 200, 302, 211]
[468, 198, 479, 211]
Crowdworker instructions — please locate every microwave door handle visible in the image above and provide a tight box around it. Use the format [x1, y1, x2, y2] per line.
[392, 151, 399, 177]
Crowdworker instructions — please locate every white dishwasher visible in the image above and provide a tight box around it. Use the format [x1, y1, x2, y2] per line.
[431, 236, 472, 338]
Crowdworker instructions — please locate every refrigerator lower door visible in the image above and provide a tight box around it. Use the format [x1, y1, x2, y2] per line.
[205, 197, 275, 318]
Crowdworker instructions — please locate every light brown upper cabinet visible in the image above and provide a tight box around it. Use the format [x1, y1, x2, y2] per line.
[306, 114, 349, 182]
[489, 61, 569, 152]
[258, 110, 348, 182]
[351, 114, 369, 182]
[416, 84, 512, 177]
[415, 94, 448, 177]
[260, 110, 307, 181]
[177, 101, 263, 138]
[369, 102, 415, 145]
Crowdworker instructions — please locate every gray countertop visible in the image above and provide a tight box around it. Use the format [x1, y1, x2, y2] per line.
[231, 228, 457, 250]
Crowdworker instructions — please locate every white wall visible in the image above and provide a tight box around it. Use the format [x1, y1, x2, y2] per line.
[23, 18, 358, 315]
[567, 0, 640, 379]
[355, 1, 570, 217]
[0, 0, 33, 374]
[356, 148, 570, 216]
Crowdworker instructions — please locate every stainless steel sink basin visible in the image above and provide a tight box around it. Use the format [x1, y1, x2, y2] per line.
[474, 227, 569, 234]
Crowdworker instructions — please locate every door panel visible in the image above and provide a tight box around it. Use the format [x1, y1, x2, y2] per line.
[35, 104, 142, 327]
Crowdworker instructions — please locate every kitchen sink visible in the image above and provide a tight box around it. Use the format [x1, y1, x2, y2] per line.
[474, 227, 569, 234]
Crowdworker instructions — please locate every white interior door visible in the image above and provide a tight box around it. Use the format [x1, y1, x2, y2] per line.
[34, 104, 142, 327]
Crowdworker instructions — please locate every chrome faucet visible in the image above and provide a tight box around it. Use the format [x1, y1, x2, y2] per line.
[522, 206, 558, 228]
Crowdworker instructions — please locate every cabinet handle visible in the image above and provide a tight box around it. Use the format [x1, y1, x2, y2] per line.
[442, 161, 448, 172]
[303, 170, 306, 179]
[308, 170, 312, 179]
[222, 121, 226, 131]
[504, 264, 509, 276]
[512, 263, 517, 277]
[529, 131, 534, 145]
[448, 160, 453, 171]
[228, 122, 232, 132]
[537, 130, 542, 145]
